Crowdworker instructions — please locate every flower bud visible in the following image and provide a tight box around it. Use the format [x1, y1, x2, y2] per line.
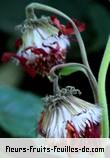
[2, 16, 85, 77]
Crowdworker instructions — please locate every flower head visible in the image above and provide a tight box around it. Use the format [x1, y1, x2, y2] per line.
[1, 16, 85, 77]
[38, 86, 101, 138]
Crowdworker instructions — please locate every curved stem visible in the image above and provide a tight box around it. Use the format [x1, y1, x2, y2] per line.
[50, 63, 98, 103]
[26, 3, 97, 87]
[98, 37, 110, 137]
[26, 6, 37, 20]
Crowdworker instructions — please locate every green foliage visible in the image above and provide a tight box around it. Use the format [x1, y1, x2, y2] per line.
[98, 37, 110, 137]
[59, 64, 89, 77]
[0, 62, 23, 87]
[0, 86, 43, 137]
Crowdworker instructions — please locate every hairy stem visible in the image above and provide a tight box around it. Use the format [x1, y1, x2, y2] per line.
[26, 3, 97, 87]
[98, 37, 110, 137]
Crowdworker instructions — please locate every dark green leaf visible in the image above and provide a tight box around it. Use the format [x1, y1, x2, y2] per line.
[59, 66, 80, 76]
[0, 86, 43, 137]
[59, 64, 88, 76]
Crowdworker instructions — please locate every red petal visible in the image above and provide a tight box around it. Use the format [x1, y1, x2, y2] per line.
[51, 16, 85, 35]
[32, 48, 47, 56]
[84, 123, 100, 138]
[51, 16, 63, 30]
[51, 16, 67, 35]
[15, 38, 22, 50]
[16, 56, 27, 64]
[24, 66, 36, 78]
[66, 121, 80, 138]
[38, 112, 46, 137]
[66, 121, 100, 138]
[72, 18, 86, 32]
[16, 56, 36, 78]
[1, 52, 15, 62]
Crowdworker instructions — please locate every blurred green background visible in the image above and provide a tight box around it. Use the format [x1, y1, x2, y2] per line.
[0, 0, 110, 137]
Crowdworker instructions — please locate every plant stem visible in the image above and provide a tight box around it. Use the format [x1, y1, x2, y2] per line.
[98, 37, 110, 137]
[50, 63, 98, 103]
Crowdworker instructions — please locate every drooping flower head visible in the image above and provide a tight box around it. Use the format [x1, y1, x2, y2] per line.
[1, 4, 85, 77]
[38, 86, 101, 138]
[38, 62, 101, 138]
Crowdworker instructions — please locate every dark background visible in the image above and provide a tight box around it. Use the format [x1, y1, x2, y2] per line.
[0, 0, 110, 137]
